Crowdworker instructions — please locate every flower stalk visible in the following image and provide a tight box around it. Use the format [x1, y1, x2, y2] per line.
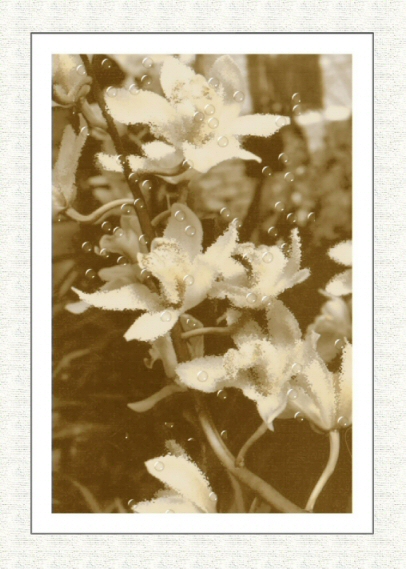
[305, 429, 340, 512]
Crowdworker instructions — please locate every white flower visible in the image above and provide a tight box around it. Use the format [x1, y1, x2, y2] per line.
[72, 204, 240, 343]
[325, 240, 352, 296]
[131, 450, 217, 513]
[99, 55, 290, 175]
[52, 55, 92, 106]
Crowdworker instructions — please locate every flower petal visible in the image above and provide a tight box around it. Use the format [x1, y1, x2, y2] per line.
[209, 55, 245, 105]
[202, 221, 241, 279]
[124, 309, 179, 342]
[183, 137, 261, 173]
[72, 282, 158, 312]
[133, 493, 203, 513]
[328, 241, 352, 267]
[230, 114, 290, 137]
[325, 269, 352, 296]
[337, 342, 352, 423]
[164, 203, 203, 260]
[265, 300, 302, 346]
[145, 453, 216, 513]
[176, 356, 226, 393]
[142, 140, 179, 161]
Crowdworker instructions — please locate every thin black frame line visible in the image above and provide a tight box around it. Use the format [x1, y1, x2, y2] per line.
[31, 32, 374, 535]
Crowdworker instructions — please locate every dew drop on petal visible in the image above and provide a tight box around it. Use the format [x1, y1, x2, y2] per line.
[267, 226, 278, 238]
[246, 292, 257, 304]
[291, 363, 303, 376]
[217, 136, 228, 147]
[337, 416, 350, 428]
[106, 86, 117, 98]
[160, 311, 172, 323]
[204, 104, 215, 115]
[80, 126, 89, 136]
[307, 212, 316, 223]
[217, 389, 227, 400]
[174, 209, 186, 222]
[261, 295, 272, 305]
[139, 234, 149, 246]
[220, 207, 231, 219]
[233, 90, 245, 102]
[101, 221, 113, 233]
[232, 217, 242, 229]
[292, 92, 301, 104]
[284, 172, 295, 183]
[294, 411, 305, 422]
[85, 268, 97, 280]
[100, 248, 110, 258]
[113, 227, 124, 238]
[286, 213, 297, 224]
[185, 225, 196, 236]
[128, 499, 136, 508]
[208, 77, 219, 88]
[81, 241, 92, 253]
[140, 268, 150, 280]
[276, 116, 288, 128]
[194, 111, 204, 123]
[182, 159, 194, 169]
[183, 274, 194, 286]
[335, 338, 345, 349]
[142, 56, 153, 68]
[154, 460, 164, 471]
[220, 430, 228, 440]
[287, 388, 298, 400]
[209, 492, 218, 502]
[197, 370, 208, 382]
[116, 154, 123, 164]
[141, 179, 153, 191]
[262, 251, 273, 263]
[133, 198, 145, 209]
[274, 201, 285, 212]
[141, 74, 152, 87]
[76, 64, 86, 76]
[208, 117, 219, 129]
[101, 58, 112, 70]
[262, 166, 272, 177]
[121, 203, 133, 215]
[117, 256, 129, 265]
[278, 152, 289, 164]
[129, 83, 140, 95]
[280, 242, 289, 253]
[292, 104, 303, 116]
[128, 172, 138, 183]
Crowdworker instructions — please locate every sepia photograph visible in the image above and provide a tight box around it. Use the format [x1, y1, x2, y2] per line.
[51, 50, 353, 517]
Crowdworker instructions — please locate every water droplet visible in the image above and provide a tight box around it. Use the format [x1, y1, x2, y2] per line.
[165, 509, 175, 513]
[182, 159, 194, 169]
[337, 416, 350, 428]
[139, 234, 149, 246]
[186, 318, 197, 329]
[117, 256, 129, 265]
[80, 126, 89, 136]
[106, 86, 117, 98]
[280, 242, 290, 254]
[141, 179, 152, 191]
[335, 338, 345, 349]
[133, 198, 145, 209]
[208, 117, 219, 129]
[261, 295, 272, 305]
[291, 363, 303, 375]
[115, 154, 123, 164]
[209, 491, 218, 502]
[140, 268, 150, 280]
[81, 241, 92, 253]
[197, 370, 208, 382]
[307, 212, 316, 223]
[76, 64, 86, 76]
[220, 207, 231, 219]
[232, 217, 242, 229]
[99, 248, 110, 258]
[164, 421, 174, 429]
[142, 56, 153, 68]
[194, 111, 204, 123]
[217, 136, 228, 147]
[128, 499, 136, 508]
[262, 251, 273, 263]
[154, 460, 164, 471]
[220, 430, 228, 440]
[233, 90, 245, 103]
[56, 214, 64, 223]
[284, 172, 295, 183]
[262, 166, 272, 177]
[160, 311, 172, 323]
[101, 58, 112, 70]
[129, 83, 140, 95]
[294, 411, 305, 422]
[204, 104, 215, 115]
[128, 172, 138, 183]
[183, 274, 194, 286]
[246, 292, 257, 304]
[267, 226, 278, 238]
[113, 227, 124, 238]
[274, 201, 285, 212]
[141, 74, 152, 87]
[287, 388, 298, 400]
[121, 203, 133, 215]
[276, 116, 288, 128]
[85, 268, 97, 280]
[101, 221, 113, 233]
[292, 104, 303, 116]
[286, 213, 297, 224]
[208, 77, 219, 88]
[217, 389, 227, 400]
[172, 210, 185, 222]
[187, 437, 196, 444]
[278, 152, 289, 164]
[292, 92, 301, 104]
[185, 225, 196, 236]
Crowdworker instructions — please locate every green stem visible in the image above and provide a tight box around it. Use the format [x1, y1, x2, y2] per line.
[65, 199, 133, 224]
[305, 429, 340, 512]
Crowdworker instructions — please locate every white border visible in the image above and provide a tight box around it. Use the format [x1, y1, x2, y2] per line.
[32, 33, 373, 534]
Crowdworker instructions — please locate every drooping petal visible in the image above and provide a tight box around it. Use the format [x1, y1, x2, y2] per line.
[65, 300, 90, 315]
[209, 55, 245, 105]
[244, 387, 288, 431]
[124, 309, 179, 342]
[133, 493, 203, 513]
[325, 269, 352, 296]
[328, 241, 352, 267]
[230, 114, 290, 137]
[265, 300, 302, 346]
[128, 384, 184, 413]
[164, 203, 203, 260]
[337, 342, 352, 423]
[183, 137, 261, 173]
[202, 221, 241, 278]
[72, 282, 158, 312]
[145, 334, 179, 378]
[145, 453, 217, 513]
[176, 356, 226, 393]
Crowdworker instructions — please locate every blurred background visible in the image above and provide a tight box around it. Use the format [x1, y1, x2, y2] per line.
[53, 54, 352, 514]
